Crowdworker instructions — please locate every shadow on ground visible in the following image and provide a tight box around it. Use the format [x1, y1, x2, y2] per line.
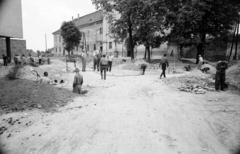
[0, 77, 78, 114]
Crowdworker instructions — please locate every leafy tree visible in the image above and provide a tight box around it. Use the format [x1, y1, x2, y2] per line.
[92, 0, 167, 61]
[133, 0, 167, 62]
[60, 21, 81, 56]
[92, 0, 141, 60]
[165, 0, 240, 63]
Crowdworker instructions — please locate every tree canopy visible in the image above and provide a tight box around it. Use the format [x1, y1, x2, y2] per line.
[165, 0, 240, 62]
[92, 0, 240, 61]
[60, 21, 81, 55]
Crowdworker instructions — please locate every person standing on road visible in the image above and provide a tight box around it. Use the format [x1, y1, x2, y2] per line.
[73, 68, 83, 94]
[38, 54, 43, 65]
[160, 54, 169, 79]
[93, 51, 98, 71]
[100, 54, 109, 80]
[81, 51, 87, 72]
[198, 54, 204, 69]
[215, 61, 228, 91]
[96, 52, 102, 71]
[107, 53, 113, 72]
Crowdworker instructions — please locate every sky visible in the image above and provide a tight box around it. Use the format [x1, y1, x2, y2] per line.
[21, 0, 96, 51]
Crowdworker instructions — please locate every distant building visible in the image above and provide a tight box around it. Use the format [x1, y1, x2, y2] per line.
[52, 10, 126, 56]
[0, 0, 26, 60]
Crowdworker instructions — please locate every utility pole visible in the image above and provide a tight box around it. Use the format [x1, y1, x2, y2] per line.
[45, 33, 48, 52]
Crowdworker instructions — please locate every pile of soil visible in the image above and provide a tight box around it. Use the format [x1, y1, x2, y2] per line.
[0, 78, 77, 114]
[164, 71, 216, 94]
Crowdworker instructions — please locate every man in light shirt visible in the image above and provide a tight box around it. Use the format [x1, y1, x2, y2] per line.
[107, 53, 114, 72]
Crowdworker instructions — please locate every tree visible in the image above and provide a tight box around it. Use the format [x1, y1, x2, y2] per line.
[165, 0, 240, 63]
[133, 0, 167, 62]
[92, 0, 141, 60]
[60, 21, 81, 56]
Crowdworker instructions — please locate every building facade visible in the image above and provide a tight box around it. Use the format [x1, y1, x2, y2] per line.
[52, 10, 126, 56]
[0, 38, 26, 57]
[0, 0, 26, 60]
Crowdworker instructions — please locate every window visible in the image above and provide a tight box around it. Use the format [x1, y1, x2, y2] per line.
[109, 42, 112, 49]
[59, 36, 61, 42]
[59, 47, 61, 53]
[99, 28, 103, 34]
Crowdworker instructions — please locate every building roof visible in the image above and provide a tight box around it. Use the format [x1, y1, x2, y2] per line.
[52, 10, 103, 35]
[74, 10, 103, 27]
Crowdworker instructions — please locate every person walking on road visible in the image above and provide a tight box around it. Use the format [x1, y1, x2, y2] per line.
[81, 52, 87, 72]
[73, 68, 83, 94]
[160, 54, 169, 79]
[107, 53, 113, 72]
[100, 54, 109, 80]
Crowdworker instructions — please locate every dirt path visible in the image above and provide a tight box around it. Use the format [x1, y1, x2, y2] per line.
[1, 66, 240, 154]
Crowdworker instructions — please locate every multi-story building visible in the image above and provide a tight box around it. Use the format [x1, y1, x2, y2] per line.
[0, 0, 26, 60]
[52, 10, 126, 56]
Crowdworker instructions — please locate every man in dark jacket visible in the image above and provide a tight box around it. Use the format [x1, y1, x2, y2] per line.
[160, 54, 169, 78]
[215, 61, 228, 91]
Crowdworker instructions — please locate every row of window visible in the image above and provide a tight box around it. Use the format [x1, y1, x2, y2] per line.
[55, 41, 113, 53]
[57, 28, 103, 43]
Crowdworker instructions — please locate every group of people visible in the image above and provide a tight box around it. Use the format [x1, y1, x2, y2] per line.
[37, 50, 228, 95]
[1, 54, 44, 66]
[13, 54, 28, 65]
[196, 54, 228, 91]
[93, 52, 114, 80]
[71, 51, 114, 94]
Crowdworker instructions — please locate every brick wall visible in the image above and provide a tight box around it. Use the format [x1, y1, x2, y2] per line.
[0, 38, 27, 57]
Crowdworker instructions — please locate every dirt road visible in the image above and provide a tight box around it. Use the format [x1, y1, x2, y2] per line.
[1, 62, 240, 154]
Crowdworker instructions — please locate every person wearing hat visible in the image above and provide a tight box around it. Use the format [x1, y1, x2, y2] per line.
[73, 68, 83, 94]
[100, 54, 109, 80]
[40, 72, 51, 84]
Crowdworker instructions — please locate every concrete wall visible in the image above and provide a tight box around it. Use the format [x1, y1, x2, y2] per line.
[0, 38, 26, 57]
[0, 0, 23, 38]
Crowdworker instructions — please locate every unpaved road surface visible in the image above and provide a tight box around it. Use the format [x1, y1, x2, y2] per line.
[1, 61, 240, 154]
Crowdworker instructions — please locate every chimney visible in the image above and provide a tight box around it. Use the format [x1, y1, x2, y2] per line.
[78, 14, 80, 18]
[72, 16, 74, 20]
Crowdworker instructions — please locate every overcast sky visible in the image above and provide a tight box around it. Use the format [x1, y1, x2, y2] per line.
[22, 0, 96, 51]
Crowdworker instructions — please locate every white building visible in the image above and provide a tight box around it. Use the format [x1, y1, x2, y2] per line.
[52, 10, 126, 56]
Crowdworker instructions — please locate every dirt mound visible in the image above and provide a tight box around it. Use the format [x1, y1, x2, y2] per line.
[226, 62, 240, 89]
[164, 71, 215, 94]
[0, 78, 77, 114]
